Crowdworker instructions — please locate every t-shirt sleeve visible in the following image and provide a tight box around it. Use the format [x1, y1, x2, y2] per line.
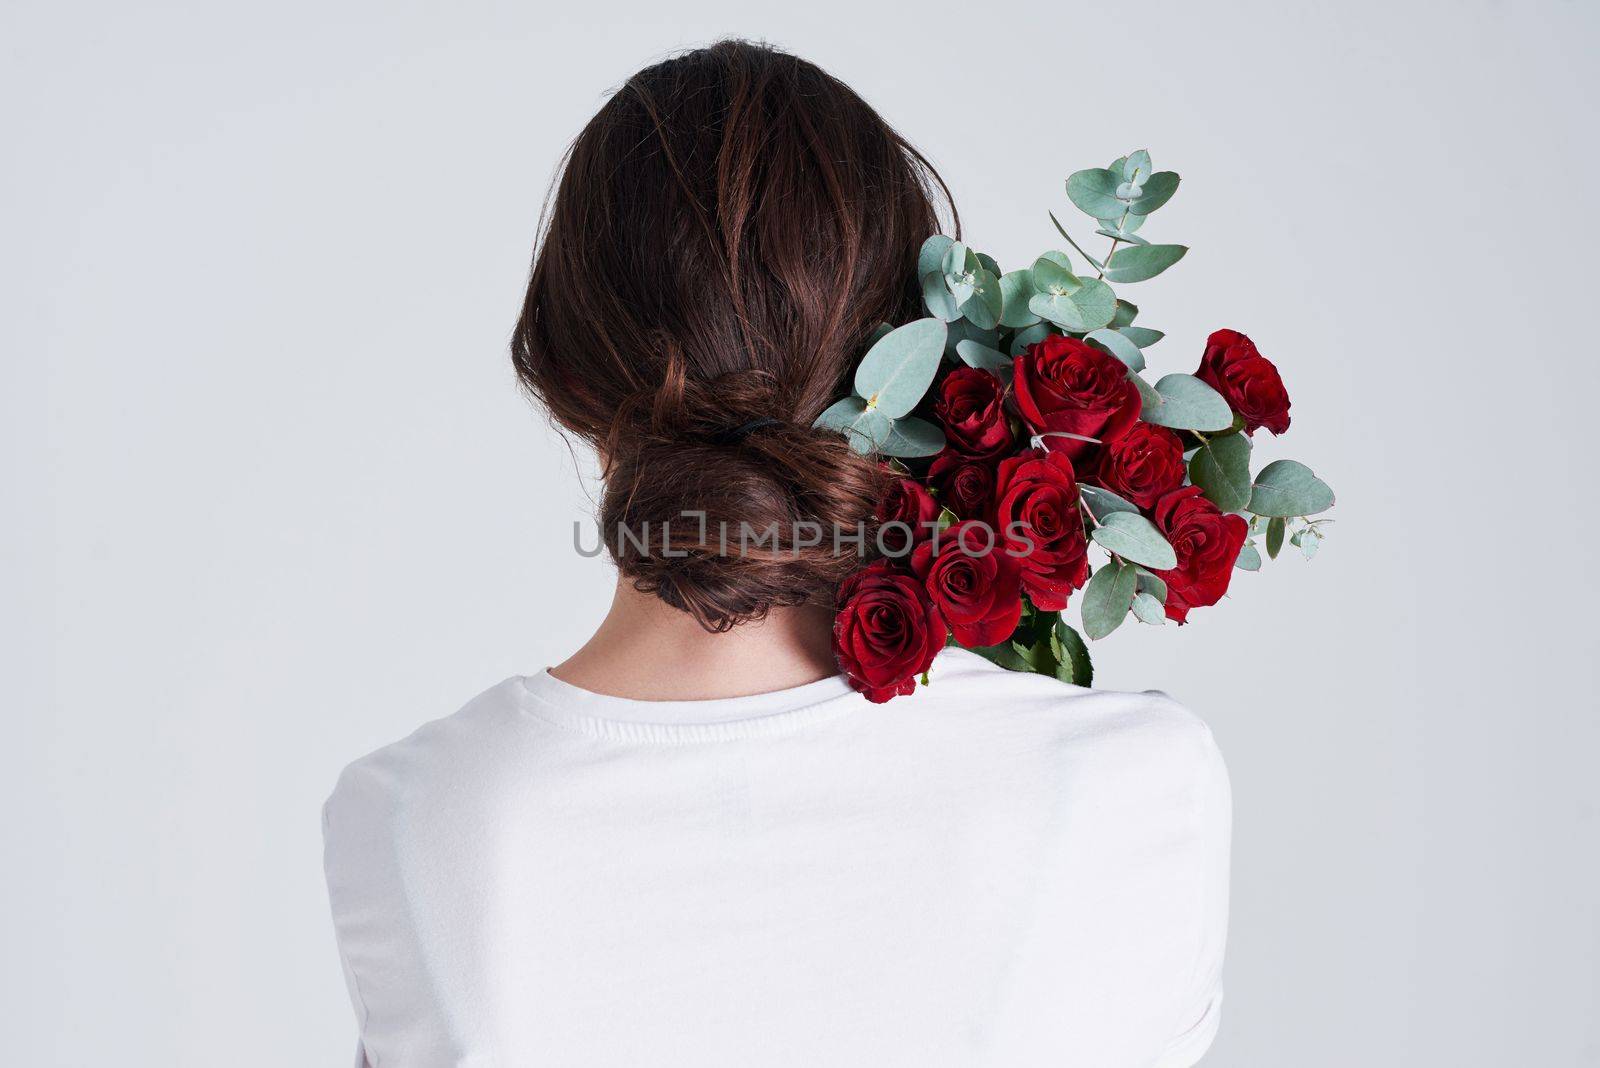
[1154, 726, 1232, 1067]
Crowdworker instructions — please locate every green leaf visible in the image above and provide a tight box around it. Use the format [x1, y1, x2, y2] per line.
[960, 268, 1003, 330]
[1066, 168, 1126, 220]
[1096, 227, 1149, 246]
[1301, 529, 1322, 560]
[976, 251, 1001, 277]
[921, 271, 961, 321]
[1235, 541, 1262, 571]
[955, 339, 1014, 377]
[1120, 326, 1164, 348]
[1135, 567, 1168, 601]
[971, 640, 1030, 671]
[944, 319, 998, 361]
[1030, 277, 1117, 332]
[917, 235, 954, 279]
[1091, 511, 1178, 570]
[998, 270, 1041, 328]
[1084, 328, 1145, 371]
[1082, 561, 1137, 640]
[880, 415, 945, 458]
[1079, 484, 1140, 521]
[1111, 299, 1139, 328]
[1140, 373, 1235, 432]
[1127, 171, 1180, 215]
[813, 396, 890, 454]
[1103, 244, 1188, 283]
[1029, 255, 1078, 294]
[1188, 431, 1253, 511]
[1250, 460, 1336, 517]
[854, 318, 948, 418]
[1051, 620, 1093, 686]
[1266, 516, 1286, 558]
[1131, 591, 1167, 626]
[1008, 322, 1056, 356]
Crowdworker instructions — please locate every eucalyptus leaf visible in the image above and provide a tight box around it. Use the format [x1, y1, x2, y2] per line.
[1103, 243, 1188, 283]
[921, 271, 961, 321]
[1250, 460, 1336, 517]
[1122, 150, 1152, 180]
[1082, 561, 1138, 640]
[1091, 511, 1178, 570]
[1031, 277, 1117, 332]
[1097, 212, 1144, 236]
[955, 339, 1014, 377]
[1235, 542, 1263, 571]
[1131, 591, 1167, 626]
[976, 251, 1001, 277]
[960, 268, 1004, 330]
[1140, 373, 1235, 432]
[998, 270, 1041, 328]
[1096, 228, 1150, 246]
[1135, 567, 1168, 601]
[944, 319, 999, 361]
[813, 396, 890, 454]
[1127, 171, 1179, 214]
[1266, 516, 1286, 558]
[1066, 168, 1126, 220]
[1111, 300, 1138, 327]
[918, 235, 954, 279]
[1079, 484, 1140, 520]
[1008, 322, 1055, 356]
[1029, 255, 1079, 294]
[1085, 328, 1146, 371]
[854, 317, 948, 418]
[1188, 431, 1253, 511]
[1052, 620, 1093, 686]
[1120, 326, 1164, 348]
[879, 415, 946, 458]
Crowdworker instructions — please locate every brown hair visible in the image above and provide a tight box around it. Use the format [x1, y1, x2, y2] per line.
[512, 40, 956, 631]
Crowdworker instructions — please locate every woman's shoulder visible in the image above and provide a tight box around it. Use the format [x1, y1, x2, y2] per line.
[926, 648, 1223, 763]
[322, 677, 534, 834]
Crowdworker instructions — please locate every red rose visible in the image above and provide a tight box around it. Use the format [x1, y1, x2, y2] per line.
[833, 560, 947, 703]
[1151, 486, 1249, 623]
[911, 520, 1023, 647]
[932, 367, 1013, 459]
[993, 448, 1091, 611]
[1196, 329, 1291, 436]
[875, 476, 939, 558]
[1090, 421, 1187, 509]
[928, 450, 997, 521]
[1012, 335, 1141, 459]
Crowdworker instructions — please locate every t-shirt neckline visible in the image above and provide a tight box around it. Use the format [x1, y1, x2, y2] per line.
[515, 667, 860, 744]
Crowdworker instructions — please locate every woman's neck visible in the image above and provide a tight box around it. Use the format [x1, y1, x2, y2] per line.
[550, 580, 840, 701]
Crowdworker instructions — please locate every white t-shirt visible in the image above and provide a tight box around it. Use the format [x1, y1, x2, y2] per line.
[323, 648, 1230, 1067]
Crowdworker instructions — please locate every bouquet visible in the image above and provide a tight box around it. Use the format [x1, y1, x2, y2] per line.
[818, 150, 1335, 702]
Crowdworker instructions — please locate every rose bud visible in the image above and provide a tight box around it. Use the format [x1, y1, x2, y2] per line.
[932, 366, 1014, 460]
[1150, 486, 1250, 623]
[1012, 334, 1141, 459]
[910, 520, 1023, 648]
[993, 448, 1091, 611]
[928, 450, 998, 522]
[875, 475, 939, 558]
[1090, 421, 1187, 509]
[832, 560, 948, 703]
[1196, 329, 1292, 436]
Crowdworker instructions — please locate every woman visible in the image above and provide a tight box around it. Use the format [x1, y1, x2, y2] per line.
[323, 40, 1230, 1067]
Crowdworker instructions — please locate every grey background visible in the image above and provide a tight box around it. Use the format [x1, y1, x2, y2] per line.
[4, 0, 1596, 1064]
